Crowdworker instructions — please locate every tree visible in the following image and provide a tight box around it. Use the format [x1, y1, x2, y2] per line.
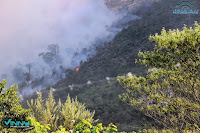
[27, 89, 60, 132]
[26, 63, 32, 76]
[12, 67, 25, 82]
[0, 80, 30, 132]
[48, 44, 59, 57]
[38, 44, 62, 65]
[118, 22, 200, 131]
[25, 72, 31, 85]
[27, 89, 96, 132]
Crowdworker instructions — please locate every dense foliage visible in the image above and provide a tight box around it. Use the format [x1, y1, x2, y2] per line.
[75, 119, 118, 133]
[20, 0, 200, 131]
[24, 80, 149, 132]
[118, 22, 200, 131]
[2, 18, 200, 133]
[0, 81, 119, 133]
[27, 89, 96, 132]
[0, 80, 30, 132]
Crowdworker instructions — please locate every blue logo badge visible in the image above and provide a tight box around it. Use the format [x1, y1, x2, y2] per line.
[172, 0, 199, 14]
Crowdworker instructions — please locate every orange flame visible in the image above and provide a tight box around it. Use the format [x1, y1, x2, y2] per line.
[75, 67, 79, 72]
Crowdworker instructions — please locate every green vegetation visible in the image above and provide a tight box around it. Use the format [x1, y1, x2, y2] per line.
[27, 89, 96, 132]
[118, 23, 200, 131]
[24, 80, 149, 132]
[0, 81, 118, 133]
[3, 0, 200, 132]
[27, 117, 51, 133]
[21, 0, 200, 131]
[1, 22, 200, 133]
[0, 79, 30, 133]
[75, 119, 118, 133]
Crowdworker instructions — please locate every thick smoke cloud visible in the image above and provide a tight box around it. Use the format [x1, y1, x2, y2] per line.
[0, 0, 119, 88]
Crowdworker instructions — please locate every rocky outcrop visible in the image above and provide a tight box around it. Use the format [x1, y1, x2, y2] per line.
[104, 0, 159, 13]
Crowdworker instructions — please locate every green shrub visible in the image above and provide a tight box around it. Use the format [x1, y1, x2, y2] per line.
[120, 128, 200, 133]
[28, 116, 50, 133]
[75, 119, 118, 133]
[51, 125, 69, 133]
[27, 89, 96, 132]
[0, 79, 30, 133]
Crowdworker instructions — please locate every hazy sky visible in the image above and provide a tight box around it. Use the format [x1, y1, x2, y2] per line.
[0, 0, 118, 75]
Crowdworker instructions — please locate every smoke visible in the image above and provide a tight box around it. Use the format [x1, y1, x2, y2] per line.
[0, 0, 118, 83]
[0, 0, 118, 66]
[0, 0, 142, 96]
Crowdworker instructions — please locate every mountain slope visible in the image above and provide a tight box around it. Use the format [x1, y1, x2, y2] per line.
[55, 0, 200, 88]
[22, 0, 200, 131]
[105, 0, 159, 12]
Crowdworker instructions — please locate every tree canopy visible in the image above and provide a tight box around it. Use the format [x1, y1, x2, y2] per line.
[118, 22, 200, 131]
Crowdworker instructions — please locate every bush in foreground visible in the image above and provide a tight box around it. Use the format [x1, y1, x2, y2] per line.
[0, 79, 30, 133]
[0, 80, 118, 133]
[27, 89, 96, 132]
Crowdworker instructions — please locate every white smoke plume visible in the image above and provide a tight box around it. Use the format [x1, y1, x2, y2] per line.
[0, 0, 118, 87]
[0, 0, 142, 96]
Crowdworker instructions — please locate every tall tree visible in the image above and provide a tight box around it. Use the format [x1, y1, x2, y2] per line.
[118, 22, 200, 131]
[47, 44, 59, 58]
[38, 44, 61, 65]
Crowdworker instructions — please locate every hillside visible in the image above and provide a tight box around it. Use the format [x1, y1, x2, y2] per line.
[54, 0, 200, 88]
[105, 0, 159, 12]
[22, 0, 200, 132]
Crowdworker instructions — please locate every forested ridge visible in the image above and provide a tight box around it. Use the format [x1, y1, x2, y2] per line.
[1, 0, 200, 132]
